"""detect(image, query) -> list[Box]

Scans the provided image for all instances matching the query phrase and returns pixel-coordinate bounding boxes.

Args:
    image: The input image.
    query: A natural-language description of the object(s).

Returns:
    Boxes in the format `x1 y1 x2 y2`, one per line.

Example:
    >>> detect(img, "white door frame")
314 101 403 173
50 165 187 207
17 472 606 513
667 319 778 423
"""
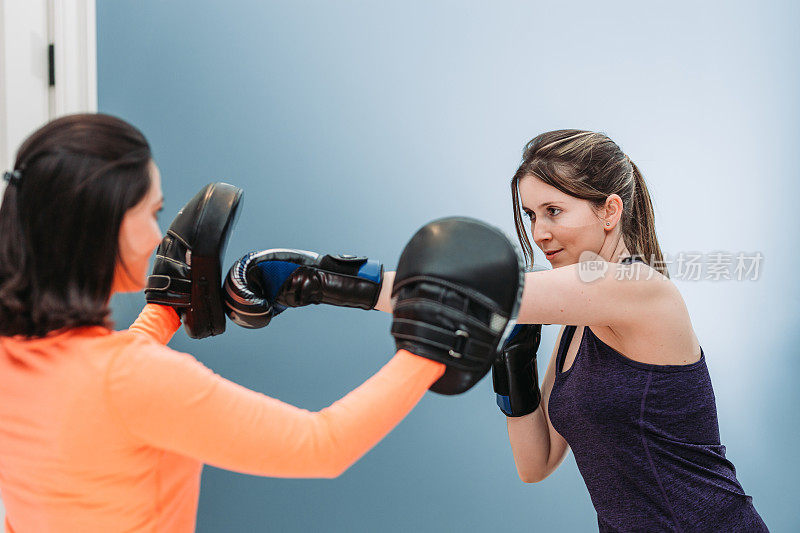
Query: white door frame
50 0 97 119
0 0 97 173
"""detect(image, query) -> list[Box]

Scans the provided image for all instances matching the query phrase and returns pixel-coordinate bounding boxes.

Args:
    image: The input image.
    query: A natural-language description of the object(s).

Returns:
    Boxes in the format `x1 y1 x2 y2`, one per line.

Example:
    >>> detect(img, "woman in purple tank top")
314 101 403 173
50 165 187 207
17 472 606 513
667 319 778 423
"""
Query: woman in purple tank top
491 130 767 532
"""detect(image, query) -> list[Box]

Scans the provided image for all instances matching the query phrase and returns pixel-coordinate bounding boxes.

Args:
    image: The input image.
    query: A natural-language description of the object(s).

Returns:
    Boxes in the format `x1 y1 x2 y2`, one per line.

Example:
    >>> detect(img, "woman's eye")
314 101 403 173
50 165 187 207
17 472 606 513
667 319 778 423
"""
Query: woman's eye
524 208 559 221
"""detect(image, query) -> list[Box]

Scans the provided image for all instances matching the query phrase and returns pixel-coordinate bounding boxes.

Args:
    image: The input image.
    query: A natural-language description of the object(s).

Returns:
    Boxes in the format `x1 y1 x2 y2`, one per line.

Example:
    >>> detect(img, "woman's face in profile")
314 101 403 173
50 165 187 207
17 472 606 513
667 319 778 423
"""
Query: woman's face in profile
518 175 606 267
114 161 164 293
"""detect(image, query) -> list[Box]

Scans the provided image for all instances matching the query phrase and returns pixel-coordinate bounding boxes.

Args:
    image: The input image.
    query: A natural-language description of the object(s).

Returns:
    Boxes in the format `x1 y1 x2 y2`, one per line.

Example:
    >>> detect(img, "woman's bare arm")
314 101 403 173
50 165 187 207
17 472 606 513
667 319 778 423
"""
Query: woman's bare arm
504 326 570 482
375 271 395 313
518 262 675 327
377 263 675 330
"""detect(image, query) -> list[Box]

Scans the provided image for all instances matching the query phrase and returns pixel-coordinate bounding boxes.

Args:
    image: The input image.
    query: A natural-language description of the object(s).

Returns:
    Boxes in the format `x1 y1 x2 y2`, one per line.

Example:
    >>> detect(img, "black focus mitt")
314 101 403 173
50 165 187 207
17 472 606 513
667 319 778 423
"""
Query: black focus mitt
145 182 243 339
390 217 524 395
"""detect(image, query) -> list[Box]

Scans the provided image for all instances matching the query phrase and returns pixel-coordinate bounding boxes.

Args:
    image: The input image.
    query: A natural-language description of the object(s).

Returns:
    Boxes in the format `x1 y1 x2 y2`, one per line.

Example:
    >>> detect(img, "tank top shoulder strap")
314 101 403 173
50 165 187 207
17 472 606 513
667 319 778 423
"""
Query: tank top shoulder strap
555 257 643 374
556 325 578 374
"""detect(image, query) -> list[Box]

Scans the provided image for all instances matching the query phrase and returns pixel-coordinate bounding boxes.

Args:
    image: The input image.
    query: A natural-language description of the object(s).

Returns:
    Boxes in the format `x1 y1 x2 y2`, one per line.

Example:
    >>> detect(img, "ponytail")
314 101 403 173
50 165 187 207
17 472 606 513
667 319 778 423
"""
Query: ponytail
627 161 668 277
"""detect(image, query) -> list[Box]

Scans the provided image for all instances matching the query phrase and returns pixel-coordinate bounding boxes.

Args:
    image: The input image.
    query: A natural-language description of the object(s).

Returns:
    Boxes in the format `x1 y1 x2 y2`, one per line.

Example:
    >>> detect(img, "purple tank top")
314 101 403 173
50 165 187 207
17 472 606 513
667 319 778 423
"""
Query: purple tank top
548 324 768 532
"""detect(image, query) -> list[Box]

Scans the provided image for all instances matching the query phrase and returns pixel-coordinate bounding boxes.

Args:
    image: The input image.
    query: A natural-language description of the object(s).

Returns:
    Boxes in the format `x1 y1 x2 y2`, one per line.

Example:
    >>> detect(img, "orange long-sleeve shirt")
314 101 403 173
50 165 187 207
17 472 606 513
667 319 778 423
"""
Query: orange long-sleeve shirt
0 304 444 532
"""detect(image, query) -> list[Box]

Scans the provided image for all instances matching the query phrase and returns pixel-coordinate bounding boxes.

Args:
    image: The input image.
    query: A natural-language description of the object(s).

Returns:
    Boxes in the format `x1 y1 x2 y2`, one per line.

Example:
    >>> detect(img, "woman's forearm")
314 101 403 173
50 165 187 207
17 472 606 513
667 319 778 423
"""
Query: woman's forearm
107 344 445 479
128 303 181 345
506 406 552 483
374 271 396 313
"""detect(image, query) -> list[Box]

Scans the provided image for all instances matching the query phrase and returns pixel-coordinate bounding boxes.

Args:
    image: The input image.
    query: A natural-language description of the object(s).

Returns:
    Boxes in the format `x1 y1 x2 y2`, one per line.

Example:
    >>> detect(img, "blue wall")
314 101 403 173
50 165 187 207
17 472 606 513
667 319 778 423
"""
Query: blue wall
98 1 799 530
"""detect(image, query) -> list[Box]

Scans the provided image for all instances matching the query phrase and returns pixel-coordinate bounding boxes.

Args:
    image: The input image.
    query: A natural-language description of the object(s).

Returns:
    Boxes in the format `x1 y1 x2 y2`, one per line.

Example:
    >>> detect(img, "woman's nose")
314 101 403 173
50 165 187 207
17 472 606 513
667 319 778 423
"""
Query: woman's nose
532 221 551 244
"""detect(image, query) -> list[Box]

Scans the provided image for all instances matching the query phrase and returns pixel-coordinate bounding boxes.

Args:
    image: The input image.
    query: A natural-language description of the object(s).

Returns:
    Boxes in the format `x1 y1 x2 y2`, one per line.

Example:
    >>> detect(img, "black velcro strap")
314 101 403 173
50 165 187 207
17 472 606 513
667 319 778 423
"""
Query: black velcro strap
391 318 495 368
146 274 191 295
318 254 368 276
392 277 506 331
392 275 505 317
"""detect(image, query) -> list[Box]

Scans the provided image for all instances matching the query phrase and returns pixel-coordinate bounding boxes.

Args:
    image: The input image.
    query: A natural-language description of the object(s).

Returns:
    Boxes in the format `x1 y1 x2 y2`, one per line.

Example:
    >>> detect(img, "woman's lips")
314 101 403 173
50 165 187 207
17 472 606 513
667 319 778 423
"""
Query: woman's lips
544 249 563 259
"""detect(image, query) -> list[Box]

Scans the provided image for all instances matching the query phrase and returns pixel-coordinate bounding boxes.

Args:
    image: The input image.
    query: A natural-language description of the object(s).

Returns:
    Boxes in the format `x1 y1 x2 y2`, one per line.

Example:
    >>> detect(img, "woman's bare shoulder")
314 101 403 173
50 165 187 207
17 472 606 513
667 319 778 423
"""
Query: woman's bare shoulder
596 282 702 366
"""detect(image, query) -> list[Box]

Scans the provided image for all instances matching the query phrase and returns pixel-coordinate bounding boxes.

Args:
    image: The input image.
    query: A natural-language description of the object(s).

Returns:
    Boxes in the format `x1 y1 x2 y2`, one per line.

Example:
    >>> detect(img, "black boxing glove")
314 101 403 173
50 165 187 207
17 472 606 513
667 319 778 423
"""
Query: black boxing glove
223 248 383 329
492 324 542 416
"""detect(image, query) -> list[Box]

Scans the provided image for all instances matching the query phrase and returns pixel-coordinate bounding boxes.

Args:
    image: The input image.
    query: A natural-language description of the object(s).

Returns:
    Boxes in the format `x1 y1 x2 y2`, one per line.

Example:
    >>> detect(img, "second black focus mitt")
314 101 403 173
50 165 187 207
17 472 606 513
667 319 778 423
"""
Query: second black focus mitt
390 216 524 395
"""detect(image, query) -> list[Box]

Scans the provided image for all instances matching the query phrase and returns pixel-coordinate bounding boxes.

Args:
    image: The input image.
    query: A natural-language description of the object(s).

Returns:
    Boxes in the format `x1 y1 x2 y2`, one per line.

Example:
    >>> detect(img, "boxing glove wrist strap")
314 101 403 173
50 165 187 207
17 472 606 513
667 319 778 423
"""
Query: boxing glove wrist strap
493 325 542 417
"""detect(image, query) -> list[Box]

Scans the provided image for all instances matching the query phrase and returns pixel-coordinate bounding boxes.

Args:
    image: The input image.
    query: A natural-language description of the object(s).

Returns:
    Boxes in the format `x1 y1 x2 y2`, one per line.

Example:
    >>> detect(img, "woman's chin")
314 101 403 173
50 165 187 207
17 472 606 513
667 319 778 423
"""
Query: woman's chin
547 256 578 268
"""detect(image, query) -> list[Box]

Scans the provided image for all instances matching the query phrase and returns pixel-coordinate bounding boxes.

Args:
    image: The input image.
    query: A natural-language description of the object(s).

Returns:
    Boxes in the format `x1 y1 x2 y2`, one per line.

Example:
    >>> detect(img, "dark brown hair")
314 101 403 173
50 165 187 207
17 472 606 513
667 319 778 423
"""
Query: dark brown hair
511 130 668 277
0 113 153 337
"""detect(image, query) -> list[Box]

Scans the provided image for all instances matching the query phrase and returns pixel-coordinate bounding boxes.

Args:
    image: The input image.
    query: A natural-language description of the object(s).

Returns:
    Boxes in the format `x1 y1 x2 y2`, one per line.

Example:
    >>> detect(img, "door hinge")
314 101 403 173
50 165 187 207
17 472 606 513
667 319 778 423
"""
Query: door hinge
48 44 55 86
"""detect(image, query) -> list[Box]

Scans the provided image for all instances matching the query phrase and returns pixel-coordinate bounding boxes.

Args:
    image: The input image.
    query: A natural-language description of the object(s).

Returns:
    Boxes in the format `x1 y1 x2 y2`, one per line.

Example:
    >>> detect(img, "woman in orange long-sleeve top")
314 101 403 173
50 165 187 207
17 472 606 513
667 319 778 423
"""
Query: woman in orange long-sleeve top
0 114 445 532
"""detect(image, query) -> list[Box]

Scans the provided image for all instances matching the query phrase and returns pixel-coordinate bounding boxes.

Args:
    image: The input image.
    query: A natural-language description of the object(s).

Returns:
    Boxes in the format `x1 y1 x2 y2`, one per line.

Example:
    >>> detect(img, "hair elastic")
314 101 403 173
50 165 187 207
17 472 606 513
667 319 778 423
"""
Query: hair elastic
2 169 22 186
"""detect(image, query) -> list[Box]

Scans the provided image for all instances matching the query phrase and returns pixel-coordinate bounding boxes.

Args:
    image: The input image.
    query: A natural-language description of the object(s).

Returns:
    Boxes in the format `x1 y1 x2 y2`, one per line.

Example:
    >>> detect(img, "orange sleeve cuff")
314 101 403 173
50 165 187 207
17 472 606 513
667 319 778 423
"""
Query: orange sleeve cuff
127 304 181 345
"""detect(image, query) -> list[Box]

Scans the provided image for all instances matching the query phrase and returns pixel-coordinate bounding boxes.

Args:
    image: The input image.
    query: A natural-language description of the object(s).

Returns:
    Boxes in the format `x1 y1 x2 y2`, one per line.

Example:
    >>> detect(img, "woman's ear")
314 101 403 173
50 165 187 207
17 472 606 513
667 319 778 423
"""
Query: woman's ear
603 194 624 228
